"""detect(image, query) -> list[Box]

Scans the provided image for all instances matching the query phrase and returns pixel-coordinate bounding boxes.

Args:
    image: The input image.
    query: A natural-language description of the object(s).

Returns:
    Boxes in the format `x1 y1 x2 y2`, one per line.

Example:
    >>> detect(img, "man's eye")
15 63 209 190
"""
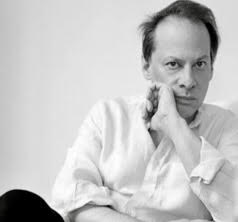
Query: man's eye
195 61 207 69
166 61 179 69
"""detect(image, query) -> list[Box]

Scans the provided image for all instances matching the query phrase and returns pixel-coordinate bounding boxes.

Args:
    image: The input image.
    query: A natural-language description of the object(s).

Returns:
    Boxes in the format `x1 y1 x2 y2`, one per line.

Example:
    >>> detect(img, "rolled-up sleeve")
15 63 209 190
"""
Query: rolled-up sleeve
189 115 238 222
50 101 115 221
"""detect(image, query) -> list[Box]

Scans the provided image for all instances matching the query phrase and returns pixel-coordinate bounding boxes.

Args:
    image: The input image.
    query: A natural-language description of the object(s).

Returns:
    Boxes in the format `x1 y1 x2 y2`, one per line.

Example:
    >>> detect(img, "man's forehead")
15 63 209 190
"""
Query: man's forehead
152 16 211 57
154 15 205 32
154 16 209 40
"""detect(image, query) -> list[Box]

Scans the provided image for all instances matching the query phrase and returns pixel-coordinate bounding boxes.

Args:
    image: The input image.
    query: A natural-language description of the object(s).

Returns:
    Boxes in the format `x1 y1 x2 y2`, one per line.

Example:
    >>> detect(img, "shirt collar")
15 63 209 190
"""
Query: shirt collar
188 105 204 129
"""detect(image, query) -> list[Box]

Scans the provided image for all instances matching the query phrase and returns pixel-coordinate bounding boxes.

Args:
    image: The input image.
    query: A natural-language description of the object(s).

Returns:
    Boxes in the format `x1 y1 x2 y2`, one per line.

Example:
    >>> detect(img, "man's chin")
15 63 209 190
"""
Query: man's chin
177 105 198 124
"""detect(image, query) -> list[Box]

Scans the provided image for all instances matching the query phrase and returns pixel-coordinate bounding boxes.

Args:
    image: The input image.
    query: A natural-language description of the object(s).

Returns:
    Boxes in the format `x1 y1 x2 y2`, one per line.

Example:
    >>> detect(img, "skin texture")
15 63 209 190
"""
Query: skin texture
142 16 213 125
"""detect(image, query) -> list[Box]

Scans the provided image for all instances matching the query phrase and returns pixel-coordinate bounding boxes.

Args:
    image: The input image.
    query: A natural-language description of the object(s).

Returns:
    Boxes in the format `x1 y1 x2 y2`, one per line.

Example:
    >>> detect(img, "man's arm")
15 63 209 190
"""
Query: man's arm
168 115 201 175
69 205 143 222
143 82 238 222
51 101 147 222
143 82 201 174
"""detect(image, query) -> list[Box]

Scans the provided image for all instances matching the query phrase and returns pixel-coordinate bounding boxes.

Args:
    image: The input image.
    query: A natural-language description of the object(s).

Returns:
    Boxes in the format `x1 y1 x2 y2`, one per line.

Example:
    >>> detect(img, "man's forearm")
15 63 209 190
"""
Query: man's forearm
69 205 143 222
169 116 201 175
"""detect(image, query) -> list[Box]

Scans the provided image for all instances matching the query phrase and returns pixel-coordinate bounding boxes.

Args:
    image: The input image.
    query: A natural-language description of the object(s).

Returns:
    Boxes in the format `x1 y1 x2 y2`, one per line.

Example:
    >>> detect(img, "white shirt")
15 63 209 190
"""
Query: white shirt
51 96 238 222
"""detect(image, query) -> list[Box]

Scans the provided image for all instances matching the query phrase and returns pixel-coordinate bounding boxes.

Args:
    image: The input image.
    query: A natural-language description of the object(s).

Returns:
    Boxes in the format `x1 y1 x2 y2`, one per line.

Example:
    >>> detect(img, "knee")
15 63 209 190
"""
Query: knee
0 189 64 222
0 189 47 209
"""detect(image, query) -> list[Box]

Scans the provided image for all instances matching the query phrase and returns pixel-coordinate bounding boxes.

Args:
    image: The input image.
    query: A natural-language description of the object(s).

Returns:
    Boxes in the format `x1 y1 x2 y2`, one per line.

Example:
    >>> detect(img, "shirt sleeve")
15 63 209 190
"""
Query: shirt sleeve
189 114 238 222
50 101 116 221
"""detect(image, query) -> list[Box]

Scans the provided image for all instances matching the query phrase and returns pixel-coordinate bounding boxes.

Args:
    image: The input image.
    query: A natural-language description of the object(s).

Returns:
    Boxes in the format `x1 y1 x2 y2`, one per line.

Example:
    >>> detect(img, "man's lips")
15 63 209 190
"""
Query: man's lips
175 95 196 105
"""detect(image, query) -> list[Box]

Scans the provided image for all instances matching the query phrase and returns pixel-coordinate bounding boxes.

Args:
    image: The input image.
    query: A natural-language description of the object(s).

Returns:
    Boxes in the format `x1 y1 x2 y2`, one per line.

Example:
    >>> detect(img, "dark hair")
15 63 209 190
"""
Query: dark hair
139 0 220 67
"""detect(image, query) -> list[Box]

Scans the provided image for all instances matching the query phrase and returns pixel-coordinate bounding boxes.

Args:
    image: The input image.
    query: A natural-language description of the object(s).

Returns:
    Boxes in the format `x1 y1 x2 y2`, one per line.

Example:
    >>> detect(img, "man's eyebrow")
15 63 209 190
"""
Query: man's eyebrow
197 55 210 60
163 55 210 61
164 56 181 61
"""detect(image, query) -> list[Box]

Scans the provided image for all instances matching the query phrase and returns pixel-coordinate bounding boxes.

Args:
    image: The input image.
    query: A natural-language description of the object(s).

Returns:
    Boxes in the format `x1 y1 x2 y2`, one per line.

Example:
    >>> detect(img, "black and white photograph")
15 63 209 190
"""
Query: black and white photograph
1 0 238 221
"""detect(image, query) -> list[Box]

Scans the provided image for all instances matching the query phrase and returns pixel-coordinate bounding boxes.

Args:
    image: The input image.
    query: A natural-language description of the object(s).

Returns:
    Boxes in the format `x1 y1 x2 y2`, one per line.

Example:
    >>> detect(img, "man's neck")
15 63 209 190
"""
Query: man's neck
185 110 198 125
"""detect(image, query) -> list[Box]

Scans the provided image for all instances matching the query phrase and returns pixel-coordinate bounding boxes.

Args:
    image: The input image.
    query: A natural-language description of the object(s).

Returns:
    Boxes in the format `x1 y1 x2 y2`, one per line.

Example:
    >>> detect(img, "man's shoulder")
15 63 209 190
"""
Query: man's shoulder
202 102 235 114
96 95 144 109
91 95 145 118
201 103 237 124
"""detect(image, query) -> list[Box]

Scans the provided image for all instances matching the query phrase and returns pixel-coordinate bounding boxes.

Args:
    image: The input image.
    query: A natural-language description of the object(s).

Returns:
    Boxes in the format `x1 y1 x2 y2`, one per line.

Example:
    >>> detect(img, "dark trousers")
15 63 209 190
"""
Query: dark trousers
0 189 64 222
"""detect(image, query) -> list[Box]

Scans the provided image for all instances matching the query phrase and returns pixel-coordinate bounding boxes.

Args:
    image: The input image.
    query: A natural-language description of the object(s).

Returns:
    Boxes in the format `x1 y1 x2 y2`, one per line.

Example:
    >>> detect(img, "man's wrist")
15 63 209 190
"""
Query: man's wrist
167 112 185 139
167 113 201 174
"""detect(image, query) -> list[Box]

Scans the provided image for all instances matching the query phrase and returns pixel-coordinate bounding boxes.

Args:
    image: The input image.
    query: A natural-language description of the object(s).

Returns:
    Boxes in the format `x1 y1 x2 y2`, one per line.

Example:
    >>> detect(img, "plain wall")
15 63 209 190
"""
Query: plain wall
1 0 238 202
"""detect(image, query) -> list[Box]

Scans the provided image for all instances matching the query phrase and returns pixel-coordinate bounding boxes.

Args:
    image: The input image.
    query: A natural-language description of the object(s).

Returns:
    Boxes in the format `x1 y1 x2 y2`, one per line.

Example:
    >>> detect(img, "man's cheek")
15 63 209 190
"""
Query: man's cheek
152 67 169 83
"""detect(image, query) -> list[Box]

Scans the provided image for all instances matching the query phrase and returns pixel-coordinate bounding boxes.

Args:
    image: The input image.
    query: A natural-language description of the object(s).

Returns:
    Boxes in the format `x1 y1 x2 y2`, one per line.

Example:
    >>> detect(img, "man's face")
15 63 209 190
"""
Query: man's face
143 16 213 122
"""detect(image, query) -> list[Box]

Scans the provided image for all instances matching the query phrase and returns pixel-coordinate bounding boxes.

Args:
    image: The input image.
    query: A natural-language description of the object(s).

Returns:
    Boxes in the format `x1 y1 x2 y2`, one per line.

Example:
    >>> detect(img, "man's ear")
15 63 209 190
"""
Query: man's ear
141 56 152 80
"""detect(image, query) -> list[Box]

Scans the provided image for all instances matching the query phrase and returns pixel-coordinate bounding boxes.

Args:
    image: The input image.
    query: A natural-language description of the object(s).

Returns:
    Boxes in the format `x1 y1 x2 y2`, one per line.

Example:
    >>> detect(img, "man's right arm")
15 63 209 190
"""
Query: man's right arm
51 101 144 222
69 204 143 222
70 206 213 222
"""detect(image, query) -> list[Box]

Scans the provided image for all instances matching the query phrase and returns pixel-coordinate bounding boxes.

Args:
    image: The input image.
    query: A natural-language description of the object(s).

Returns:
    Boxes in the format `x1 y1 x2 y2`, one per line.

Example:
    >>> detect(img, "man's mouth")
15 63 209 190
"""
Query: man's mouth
175 95 196 105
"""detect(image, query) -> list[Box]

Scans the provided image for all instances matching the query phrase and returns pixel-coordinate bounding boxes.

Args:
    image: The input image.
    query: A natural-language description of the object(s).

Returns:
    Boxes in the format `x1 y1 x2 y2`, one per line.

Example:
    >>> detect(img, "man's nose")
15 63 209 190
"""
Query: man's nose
178 67 196 90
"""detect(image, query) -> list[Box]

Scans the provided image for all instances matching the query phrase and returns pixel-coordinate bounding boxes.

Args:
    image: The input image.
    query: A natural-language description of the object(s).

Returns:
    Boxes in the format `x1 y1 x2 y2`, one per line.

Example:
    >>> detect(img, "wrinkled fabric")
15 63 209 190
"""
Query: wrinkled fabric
50 96 238 222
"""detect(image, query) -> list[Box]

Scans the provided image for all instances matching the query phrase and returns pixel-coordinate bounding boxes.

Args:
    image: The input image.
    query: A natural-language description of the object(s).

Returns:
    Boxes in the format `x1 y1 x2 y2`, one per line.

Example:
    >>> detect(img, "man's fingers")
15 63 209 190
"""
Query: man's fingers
151 82 157 90
143 82 163 121
146 87 153 100
153 98 158 107
146 100 153 112
154 82 170 95
153 89 158 99
142 107 148 120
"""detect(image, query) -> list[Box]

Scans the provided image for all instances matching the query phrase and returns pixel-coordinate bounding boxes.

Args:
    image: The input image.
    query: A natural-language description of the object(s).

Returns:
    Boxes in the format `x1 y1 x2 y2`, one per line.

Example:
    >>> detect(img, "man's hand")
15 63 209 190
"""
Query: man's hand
142 82 202 175
142 82 159 122
142 82 180 137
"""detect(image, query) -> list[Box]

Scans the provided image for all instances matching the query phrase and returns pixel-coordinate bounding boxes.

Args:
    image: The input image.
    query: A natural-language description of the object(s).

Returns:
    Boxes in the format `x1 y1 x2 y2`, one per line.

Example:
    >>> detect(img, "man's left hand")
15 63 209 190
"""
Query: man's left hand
142 82 202 175
142 82 180 138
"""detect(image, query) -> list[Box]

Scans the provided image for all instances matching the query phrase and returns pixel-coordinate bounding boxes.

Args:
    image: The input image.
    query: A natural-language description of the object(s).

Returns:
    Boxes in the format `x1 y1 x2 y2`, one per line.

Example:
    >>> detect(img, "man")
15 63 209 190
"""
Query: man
0 0 237 222
51 0 238 222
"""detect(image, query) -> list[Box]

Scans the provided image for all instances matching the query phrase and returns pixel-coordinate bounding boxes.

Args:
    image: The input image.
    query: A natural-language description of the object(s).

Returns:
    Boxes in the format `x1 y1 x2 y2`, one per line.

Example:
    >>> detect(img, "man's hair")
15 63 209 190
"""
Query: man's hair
139 0 220 66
